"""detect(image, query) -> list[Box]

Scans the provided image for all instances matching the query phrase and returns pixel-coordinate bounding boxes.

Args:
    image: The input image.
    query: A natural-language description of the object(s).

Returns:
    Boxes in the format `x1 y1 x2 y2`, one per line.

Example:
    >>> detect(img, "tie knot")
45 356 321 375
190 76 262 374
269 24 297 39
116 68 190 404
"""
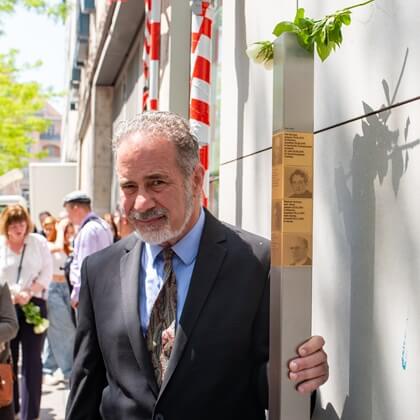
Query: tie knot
162 248 174 265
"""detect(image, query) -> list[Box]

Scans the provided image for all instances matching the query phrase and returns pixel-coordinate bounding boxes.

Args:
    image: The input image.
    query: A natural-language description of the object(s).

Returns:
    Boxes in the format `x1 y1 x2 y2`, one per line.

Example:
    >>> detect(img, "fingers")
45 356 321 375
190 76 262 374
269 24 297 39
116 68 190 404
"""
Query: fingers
288 335 329 394
289 349 327 372
289 359 329 385
297 335 325 357
295 373 329 394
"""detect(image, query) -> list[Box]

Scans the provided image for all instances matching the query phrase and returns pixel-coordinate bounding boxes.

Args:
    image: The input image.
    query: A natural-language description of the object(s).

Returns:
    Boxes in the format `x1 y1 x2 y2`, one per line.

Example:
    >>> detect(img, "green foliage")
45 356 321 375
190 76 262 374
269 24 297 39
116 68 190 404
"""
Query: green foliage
247 0 374 67
0 0 69 22
0 0 66 176
21 301 44 325
273 0 374 61
0 50 50 175
21 300 49 333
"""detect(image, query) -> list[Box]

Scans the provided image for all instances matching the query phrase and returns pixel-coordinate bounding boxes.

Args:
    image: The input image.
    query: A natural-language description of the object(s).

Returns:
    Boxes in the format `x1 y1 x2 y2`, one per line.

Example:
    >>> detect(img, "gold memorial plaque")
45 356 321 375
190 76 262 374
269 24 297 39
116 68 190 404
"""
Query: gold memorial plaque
282 233 312 267
283 199 312 233
283 131 313 166
271 131 313 267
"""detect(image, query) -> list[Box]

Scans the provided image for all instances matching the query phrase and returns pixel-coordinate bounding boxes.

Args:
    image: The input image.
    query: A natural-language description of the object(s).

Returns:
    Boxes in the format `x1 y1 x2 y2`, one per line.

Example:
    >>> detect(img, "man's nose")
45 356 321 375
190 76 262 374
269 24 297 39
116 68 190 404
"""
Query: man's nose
133 191 155 212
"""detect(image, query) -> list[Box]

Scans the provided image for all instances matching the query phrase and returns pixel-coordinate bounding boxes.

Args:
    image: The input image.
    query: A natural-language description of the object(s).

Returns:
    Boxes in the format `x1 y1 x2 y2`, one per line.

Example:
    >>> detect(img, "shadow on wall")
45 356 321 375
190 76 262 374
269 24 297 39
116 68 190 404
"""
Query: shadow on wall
315 48 419 420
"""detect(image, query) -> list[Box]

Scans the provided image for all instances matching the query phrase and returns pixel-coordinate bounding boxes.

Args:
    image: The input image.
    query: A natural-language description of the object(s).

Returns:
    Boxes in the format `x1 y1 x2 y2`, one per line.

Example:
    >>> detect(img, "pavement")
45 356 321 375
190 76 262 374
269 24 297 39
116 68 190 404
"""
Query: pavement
39 378 69 420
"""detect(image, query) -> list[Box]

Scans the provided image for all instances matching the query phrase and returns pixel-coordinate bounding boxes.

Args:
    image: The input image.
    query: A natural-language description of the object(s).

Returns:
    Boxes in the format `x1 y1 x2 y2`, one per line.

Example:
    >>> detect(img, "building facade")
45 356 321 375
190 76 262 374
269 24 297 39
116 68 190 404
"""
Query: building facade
20 102 63 201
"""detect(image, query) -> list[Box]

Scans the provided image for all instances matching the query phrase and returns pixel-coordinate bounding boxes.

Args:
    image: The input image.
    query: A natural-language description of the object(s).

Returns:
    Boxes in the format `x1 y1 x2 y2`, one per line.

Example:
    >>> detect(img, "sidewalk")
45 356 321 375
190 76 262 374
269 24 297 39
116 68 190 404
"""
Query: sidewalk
39 379 69 420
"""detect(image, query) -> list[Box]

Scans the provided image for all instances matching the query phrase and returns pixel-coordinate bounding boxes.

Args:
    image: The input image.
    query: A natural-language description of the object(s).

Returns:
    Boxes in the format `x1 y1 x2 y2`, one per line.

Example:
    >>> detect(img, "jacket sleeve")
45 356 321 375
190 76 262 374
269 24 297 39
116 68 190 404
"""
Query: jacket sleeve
253 241 271 409
0 283 18 345
252 248 270 409
65 257 107 420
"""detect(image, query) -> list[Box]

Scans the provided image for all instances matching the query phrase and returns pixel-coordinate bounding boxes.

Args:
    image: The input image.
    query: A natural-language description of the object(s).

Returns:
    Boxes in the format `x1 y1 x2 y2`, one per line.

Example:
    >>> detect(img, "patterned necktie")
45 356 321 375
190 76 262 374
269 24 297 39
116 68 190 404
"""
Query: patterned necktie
146 248 177 387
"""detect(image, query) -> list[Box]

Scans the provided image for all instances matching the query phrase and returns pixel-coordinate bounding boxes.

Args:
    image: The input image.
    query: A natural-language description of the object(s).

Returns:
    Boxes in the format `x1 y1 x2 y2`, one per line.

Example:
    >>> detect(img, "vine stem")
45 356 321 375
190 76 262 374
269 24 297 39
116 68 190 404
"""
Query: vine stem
316 0 375 21
343 0 375 11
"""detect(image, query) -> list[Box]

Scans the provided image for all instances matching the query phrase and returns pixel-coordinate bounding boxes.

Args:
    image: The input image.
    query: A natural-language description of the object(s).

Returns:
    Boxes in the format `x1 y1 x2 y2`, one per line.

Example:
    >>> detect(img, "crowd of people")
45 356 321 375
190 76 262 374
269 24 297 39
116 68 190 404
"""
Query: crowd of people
0 197 132 420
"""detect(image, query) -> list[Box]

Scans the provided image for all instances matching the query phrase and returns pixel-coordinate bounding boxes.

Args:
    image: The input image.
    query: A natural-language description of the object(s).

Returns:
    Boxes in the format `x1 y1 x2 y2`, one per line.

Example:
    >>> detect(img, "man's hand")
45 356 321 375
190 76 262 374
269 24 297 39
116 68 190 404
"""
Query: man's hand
288 335 329 394
71 297 79 309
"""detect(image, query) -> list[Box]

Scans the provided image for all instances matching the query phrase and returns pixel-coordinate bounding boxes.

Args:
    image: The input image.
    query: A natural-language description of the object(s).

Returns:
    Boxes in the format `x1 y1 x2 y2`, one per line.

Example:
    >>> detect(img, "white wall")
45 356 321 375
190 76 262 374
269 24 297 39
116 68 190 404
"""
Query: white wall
218 1 420 419
29 163 77 229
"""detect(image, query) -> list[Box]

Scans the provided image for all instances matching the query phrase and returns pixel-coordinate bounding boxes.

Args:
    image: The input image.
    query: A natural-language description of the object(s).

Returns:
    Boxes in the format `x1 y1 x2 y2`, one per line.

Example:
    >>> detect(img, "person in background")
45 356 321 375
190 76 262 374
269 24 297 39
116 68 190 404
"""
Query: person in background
0 204 52 420
103 212 120 242
62 221 75 257
0 282 18 420
38 211 52 237
42 216 76 385
113 207 134 239
62 191 113 309
60 219 77 326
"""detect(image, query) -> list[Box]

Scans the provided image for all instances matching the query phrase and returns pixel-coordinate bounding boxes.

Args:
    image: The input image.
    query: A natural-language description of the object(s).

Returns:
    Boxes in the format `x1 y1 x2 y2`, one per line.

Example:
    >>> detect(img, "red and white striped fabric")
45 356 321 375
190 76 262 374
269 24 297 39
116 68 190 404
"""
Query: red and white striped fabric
142 0 161 111
190 0 213 207
142 0 151 110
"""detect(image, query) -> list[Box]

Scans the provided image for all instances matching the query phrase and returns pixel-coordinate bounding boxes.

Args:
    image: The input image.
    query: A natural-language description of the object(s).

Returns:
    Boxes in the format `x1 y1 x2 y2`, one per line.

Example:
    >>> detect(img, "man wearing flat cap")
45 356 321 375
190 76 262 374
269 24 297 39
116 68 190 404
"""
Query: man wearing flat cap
63 191 113 309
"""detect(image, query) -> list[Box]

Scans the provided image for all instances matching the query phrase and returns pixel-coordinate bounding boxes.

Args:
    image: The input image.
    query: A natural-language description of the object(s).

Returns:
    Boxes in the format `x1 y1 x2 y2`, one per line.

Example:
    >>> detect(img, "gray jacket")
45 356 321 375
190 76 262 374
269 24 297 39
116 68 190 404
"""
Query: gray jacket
0 283 18 363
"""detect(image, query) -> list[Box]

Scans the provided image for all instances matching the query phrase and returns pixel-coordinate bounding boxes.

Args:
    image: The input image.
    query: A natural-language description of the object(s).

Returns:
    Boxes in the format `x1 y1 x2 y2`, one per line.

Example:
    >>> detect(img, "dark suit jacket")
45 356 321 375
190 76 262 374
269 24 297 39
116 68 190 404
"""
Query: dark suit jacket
66 210 270 420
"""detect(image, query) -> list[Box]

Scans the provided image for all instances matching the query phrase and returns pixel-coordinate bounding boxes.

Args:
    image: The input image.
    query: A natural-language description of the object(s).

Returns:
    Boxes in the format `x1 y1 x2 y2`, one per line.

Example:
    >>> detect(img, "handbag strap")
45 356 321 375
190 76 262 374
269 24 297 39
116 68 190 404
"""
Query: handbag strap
15 244 26 285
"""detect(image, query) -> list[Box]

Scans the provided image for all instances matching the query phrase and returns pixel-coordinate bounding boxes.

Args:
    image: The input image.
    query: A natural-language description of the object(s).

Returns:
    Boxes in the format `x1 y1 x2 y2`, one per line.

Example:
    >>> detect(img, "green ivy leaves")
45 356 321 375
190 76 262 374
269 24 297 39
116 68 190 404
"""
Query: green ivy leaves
246 0 375 68
273 0 374 61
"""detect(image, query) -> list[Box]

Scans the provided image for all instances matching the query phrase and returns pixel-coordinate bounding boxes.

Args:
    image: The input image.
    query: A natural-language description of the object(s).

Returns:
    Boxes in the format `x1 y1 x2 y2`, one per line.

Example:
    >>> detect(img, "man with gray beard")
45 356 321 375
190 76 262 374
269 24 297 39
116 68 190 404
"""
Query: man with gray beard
66 111 329 420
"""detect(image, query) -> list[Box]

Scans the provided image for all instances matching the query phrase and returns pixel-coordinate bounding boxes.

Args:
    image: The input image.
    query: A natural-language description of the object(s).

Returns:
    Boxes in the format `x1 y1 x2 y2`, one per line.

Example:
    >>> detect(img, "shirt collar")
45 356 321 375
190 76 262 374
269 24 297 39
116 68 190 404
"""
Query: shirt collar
80 211 96 226
145 208 206 265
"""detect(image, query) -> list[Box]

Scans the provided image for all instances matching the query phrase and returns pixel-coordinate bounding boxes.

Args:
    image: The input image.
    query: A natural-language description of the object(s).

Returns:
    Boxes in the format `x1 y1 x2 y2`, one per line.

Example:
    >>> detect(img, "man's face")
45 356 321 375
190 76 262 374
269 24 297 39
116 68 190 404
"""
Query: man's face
116 133 204 246
289 237 308 263
291 174 307 195
64 204 78 225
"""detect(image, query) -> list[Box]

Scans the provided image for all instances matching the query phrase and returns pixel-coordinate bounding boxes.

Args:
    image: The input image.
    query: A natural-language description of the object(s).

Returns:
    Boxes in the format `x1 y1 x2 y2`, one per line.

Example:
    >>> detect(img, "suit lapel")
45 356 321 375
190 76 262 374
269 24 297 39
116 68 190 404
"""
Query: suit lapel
158 211 227 398
120 234 159 397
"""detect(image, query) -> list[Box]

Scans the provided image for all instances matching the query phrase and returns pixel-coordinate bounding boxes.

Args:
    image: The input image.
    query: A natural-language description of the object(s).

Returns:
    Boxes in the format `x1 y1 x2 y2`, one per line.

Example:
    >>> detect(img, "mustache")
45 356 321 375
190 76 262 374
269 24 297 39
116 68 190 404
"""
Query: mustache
128 208 168 221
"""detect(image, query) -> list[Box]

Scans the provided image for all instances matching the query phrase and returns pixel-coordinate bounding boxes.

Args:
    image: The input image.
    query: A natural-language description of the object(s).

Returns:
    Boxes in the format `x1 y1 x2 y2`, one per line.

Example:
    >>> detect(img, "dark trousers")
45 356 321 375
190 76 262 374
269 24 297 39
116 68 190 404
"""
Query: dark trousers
0 403 15 420
10 298 47 420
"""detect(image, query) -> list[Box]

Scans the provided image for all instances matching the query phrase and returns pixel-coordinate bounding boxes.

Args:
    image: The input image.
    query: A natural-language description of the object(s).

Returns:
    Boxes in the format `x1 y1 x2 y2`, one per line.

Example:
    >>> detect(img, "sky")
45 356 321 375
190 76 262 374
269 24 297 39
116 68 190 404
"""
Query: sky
0 6 67 114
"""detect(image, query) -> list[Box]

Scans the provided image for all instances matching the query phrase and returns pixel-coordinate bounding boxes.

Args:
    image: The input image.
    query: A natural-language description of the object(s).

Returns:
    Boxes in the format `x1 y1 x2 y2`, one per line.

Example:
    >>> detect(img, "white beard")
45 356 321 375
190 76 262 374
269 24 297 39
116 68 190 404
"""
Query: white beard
128 183 194 245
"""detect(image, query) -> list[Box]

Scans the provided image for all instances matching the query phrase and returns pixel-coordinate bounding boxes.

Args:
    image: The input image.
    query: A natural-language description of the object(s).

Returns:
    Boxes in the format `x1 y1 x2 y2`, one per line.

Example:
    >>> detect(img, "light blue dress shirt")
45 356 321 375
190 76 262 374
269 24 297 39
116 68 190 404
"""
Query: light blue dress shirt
139 208 205 336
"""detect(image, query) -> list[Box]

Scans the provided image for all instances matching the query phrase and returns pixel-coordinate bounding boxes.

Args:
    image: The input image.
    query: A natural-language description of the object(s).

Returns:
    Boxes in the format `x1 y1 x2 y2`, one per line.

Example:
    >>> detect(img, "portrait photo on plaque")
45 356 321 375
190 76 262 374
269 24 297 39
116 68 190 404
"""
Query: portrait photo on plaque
285 166 313 199
283 233 312 267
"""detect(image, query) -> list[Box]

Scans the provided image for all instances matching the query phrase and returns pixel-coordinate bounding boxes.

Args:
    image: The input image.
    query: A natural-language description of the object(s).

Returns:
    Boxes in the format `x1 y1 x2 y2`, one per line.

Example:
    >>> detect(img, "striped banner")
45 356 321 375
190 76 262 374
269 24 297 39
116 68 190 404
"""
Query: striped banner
142 0 161 111
190 0 213 207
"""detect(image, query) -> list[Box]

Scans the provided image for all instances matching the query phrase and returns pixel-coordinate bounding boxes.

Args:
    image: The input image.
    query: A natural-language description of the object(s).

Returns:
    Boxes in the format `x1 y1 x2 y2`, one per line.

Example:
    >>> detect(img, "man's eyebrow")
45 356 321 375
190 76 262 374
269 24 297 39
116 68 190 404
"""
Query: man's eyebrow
119 179 136 187
144 173 170 180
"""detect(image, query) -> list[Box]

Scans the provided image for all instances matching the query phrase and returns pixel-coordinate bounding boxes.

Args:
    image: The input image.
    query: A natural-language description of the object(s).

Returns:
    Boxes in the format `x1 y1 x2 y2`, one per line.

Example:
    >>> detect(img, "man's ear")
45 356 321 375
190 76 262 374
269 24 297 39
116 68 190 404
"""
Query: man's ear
192 164 205 193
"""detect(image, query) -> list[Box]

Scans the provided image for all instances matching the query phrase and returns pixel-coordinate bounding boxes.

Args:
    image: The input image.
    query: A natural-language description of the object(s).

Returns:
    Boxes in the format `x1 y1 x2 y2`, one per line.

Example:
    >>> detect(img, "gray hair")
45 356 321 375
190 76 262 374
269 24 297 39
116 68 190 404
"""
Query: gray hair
113 111 200 176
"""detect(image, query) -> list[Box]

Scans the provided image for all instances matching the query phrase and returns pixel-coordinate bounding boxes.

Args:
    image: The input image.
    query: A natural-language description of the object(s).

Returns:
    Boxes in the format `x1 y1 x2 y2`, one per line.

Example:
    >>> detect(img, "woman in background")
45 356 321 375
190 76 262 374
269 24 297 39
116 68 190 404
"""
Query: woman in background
103 212 120 242
0 282 18 420
42 216 76 383
0 204 52 420
112 208 134 239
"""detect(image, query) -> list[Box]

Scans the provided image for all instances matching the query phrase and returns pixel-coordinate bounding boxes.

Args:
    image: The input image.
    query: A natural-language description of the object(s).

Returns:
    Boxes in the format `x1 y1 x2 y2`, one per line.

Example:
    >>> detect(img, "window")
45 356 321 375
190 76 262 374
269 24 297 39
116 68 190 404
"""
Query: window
42 145 61 158
40 123 60 140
